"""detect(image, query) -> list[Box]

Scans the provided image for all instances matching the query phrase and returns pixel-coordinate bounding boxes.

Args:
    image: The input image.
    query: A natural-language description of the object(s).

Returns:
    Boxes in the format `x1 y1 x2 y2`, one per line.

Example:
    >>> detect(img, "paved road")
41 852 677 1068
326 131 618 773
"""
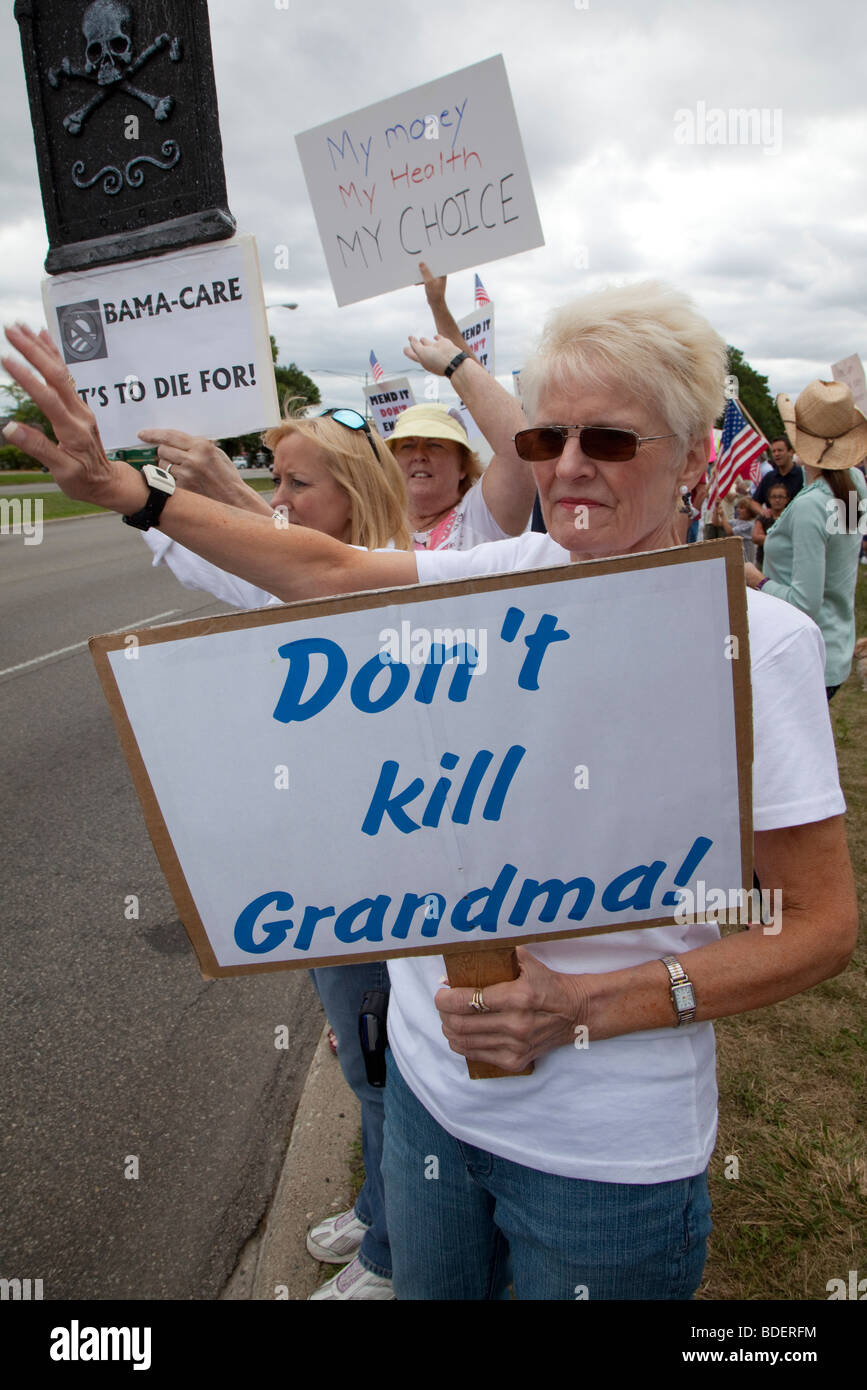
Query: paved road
0 516 321 1299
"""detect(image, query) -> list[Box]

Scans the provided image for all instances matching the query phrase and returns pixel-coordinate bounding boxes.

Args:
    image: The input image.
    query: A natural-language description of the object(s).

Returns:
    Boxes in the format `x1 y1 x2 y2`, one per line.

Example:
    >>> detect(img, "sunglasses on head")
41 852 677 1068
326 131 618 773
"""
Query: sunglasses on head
513 424 677 463
319 407 380 459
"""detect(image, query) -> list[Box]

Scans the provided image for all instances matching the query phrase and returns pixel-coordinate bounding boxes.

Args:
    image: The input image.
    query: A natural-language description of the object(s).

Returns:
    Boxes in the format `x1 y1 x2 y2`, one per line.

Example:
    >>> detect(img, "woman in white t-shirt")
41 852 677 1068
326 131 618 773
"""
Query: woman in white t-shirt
4 292 857 1302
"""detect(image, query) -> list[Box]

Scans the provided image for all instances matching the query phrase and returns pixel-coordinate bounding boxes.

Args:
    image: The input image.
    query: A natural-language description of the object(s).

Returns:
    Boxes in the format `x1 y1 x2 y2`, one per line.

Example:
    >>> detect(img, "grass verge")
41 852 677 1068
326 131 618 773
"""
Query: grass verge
701 565 867 1300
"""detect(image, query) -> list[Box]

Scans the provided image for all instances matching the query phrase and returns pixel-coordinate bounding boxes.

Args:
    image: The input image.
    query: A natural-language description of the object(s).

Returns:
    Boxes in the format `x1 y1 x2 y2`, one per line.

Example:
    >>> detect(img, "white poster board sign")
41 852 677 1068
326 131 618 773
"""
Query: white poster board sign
364 376 416 437
295 55 544 306
831 354 867 414
91 543 751 978
42 235 279 450
458 306 495 374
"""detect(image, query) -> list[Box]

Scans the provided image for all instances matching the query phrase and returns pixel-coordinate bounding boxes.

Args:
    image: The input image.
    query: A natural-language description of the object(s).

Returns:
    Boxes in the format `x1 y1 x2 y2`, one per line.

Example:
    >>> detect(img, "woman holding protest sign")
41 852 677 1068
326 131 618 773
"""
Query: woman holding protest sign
3 283 856 1301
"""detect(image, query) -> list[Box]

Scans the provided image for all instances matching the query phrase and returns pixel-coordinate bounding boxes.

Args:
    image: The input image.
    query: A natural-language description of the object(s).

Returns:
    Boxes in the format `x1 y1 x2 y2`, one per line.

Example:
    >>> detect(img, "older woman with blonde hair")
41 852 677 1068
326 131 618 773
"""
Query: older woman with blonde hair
3 280 856 1301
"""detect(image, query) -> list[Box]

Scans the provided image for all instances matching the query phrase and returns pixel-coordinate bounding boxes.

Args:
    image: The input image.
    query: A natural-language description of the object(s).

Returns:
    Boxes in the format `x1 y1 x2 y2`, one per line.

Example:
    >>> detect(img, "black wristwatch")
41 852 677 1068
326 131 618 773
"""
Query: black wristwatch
122 463 176 531
443 350 470 379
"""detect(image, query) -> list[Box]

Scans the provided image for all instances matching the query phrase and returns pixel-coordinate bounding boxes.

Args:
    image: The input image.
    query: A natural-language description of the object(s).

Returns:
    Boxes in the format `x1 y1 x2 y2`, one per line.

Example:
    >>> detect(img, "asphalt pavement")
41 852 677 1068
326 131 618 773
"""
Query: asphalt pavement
0 514 327 1299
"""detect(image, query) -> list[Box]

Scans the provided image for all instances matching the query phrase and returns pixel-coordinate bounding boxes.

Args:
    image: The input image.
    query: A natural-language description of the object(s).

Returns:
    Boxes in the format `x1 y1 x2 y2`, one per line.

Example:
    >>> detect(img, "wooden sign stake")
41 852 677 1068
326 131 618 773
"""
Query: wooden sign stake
445 946 534 1079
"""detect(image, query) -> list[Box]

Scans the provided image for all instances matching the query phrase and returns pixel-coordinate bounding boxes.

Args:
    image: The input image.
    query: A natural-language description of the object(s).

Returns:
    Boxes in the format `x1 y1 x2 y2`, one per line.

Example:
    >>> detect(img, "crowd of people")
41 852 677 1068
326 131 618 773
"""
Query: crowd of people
1 270 863 1301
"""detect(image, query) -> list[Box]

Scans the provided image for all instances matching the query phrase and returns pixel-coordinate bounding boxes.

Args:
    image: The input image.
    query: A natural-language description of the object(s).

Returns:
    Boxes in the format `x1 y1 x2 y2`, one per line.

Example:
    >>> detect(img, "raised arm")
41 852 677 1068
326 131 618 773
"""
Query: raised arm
404 332 534 535
418 260 464 347
1 324 417 603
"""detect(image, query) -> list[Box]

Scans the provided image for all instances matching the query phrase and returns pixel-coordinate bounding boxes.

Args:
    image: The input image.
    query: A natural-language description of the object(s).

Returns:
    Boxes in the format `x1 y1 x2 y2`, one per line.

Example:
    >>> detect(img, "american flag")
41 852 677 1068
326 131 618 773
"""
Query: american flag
369 350 385 383
474 274 490 307
707 399 767 516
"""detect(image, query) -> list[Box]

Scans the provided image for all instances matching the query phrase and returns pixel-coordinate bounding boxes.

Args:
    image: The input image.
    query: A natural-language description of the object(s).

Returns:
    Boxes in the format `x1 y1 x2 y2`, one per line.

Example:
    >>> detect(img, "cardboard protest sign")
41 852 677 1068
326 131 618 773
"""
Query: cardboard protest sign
295 55 544 306
90 541 751 981
364 376 416 437
42 234 279 450
831 354 867 414
458 306 494 375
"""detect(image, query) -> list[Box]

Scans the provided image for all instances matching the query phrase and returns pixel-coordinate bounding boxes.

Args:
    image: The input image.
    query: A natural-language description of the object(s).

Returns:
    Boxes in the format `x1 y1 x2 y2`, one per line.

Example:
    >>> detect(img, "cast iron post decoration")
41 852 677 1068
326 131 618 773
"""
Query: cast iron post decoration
15 0 236 273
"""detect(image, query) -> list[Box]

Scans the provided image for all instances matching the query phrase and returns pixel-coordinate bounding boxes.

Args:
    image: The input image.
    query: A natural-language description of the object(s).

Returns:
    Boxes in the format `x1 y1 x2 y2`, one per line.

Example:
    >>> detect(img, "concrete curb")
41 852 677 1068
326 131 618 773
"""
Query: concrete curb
251 1024 360 1301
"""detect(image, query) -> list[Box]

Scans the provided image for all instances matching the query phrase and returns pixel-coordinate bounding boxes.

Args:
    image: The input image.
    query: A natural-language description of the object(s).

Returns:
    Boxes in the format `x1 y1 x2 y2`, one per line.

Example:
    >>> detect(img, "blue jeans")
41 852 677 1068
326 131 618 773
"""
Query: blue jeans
382 1050 711 1300
309 962 391 1278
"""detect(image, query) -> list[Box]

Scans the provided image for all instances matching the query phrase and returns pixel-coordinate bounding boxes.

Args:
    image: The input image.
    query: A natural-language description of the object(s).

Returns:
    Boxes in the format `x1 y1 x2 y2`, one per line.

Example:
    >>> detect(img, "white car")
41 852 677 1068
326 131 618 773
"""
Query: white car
231 455 248 471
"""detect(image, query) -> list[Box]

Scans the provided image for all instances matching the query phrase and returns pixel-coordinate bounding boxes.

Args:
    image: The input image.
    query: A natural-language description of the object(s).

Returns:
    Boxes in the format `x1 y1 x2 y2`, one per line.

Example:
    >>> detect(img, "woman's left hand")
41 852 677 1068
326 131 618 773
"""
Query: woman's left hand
434 947 589 1073
404 333 465 376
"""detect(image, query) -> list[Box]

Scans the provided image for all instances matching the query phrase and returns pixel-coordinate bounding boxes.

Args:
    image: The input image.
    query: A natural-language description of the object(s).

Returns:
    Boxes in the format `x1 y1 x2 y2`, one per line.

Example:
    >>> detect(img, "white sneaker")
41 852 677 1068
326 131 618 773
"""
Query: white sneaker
308 1255 395 1300
306 1207 369 1263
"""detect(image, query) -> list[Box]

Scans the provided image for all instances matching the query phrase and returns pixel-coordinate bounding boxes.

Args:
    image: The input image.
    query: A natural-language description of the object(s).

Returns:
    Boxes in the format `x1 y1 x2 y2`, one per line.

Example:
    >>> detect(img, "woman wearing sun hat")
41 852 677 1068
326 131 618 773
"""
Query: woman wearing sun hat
386 394 534 551
744 380 867 698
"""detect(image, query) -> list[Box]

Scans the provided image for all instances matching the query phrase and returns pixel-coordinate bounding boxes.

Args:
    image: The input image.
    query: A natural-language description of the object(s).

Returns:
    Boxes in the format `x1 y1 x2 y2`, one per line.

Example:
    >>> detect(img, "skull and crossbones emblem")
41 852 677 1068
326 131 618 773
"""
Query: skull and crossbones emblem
49 1 182 136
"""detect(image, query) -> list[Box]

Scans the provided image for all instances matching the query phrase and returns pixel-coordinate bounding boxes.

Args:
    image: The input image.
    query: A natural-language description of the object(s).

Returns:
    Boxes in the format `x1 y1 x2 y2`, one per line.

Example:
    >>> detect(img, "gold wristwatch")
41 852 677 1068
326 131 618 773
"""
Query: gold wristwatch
660 955 697 1026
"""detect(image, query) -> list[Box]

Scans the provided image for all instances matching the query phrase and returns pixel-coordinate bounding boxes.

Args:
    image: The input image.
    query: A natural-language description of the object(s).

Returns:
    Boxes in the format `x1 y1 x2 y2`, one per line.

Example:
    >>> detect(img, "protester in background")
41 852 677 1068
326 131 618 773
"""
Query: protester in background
5 286 857 1300
751 480 791 568
745 434 803 516
713 495 757 563
685 475 707 542
745 381 867 700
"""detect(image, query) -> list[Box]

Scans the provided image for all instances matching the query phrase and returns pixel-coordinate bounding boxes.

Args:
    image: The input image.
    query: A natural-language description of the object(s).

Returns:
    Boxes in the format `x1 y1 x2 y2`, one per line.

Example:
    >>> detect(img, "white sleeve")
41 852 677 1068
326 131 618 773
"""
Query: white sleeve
750 597 845 830
139 530 277 610
461 478 512 544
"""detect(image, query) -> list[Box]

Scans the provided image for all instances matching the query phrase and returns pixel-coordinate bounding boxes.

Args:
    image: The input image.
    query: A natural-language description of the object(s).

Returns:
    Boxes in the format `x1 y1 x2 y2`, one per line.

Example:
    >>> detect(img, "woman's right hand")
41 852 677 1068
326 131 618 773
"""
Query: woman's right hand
137 428 250 507
1 324 144 513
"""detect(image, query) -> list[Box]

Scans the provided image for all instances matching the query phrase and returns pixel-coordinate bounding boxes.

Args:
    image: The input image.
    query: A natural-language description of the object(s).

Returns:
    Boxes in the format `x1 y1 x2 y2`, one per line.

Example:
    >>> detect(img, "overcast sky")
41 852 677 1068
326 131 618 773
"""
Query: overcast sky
1 0 865 415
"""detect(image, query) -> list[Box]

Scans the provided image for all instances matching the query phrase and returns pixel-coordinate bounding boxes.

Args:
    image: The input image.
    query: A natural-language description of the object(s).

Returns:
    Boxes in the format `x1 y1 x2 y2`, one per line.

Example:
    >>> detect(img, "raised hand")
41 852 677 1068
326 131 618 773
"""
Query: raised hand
417 259 447 306
404 332 466 376
1 324 143 514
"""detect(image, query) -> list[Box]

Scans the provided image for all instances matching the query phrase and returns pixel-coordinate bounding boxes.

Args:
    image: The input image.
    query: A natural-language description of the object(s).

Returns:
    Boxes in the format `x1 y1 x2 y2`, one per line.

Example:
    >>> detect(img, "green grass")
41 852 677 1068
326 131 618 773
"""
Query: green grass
245 478 275 495
700 564 867 1300
0 470 54 487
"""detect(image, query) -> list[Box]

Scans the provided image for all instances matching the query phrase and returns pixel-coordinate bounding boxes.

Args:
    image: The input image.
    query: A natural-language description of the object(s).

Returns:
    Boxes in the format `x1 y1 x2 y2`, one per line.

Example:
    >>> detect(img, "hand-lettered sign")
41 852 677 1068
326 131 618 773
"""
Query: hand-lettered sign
295 56 544 306
364 376 416 437
42 234 279 450
458 306 494 375
90 543 752 979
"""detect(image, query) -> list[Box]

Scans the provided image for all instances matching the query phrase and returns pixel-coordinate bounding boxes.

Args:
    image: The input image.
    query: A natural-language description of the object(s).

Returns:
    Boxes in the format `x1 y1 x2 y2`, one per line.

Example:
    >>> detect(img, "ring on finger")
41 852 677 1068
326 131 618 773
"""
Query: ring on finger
469 988 491 1014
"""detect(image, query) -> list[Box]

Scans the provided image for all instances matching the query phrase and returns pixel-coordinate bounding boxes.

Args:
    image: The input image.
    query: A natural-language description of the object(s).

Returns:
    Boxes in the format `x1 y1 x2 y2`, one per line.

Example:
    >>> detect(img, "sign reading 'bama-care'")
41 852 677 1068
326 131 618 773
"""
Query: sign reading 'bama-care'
91 544 751 978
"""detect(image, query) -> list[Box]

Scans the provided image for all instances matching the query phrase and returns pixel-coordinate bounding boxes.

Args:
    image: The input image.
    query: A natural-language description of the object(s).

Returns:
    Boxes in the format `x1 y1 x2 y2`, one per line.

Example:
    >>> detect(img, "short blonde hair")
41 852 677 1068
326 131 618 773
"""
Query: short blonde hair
263 415 410 551
520 280 727 448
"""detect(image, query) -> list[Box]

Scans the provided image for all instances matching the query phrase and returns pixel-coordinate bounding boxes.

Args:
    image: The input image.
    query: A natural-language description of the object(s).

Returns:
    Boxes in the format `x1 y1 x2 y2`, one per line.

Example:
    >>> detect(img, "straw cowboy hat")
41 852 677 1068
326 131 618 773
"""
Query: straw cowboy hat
776 380 867 470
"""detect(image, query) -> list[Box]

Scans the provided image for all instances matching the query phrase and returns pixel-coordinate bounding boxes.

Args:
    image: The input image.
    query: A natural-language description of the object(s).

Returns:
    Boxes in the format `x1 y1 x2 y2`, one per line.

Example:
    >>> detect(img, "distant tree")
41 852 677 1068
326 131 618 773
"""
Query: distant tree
219 337 319 459
0 382 54 469
721 347 783 442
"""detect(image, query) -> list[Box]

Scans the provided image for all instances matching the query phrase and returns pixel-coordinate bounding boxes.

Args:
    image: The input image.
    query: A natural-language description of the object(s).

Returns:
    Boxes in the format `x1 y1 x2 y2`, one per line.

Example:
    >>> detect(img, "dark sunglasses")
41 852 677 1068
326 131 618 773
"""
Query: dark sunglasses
319 407 380 459
513 424 677 463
